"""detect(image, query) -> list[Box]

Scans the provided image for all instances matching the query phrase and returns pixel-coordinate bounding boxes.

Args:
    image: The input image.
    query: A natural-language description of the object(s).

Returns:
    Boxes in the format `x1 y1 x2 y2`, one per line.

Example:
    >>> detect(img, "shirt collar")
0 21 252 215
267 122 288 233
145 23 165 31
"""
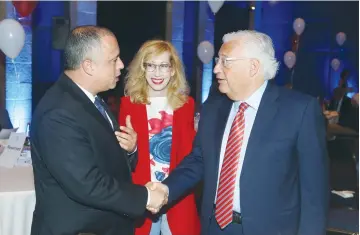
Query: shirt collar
75 83 96 103
234 80 268 111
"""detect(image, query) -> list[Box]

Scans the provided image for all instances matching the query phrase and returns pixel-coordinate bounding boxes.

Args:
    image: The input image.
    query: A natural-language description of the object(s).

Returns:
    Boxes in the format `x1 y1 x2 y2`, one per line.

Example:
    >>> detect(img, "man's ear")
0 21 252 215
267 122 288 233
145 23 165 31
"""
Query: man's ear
250 58 260 77
81 59 94 76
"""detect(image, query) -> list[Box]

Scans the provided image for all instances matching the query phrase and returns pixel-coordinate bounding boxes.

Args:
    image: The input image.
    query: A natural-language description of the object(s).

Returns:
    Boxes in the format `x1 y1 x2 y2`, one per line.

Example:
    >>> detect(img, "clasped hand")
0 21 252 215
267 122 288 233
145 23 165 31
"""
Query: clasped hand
145 182 169 214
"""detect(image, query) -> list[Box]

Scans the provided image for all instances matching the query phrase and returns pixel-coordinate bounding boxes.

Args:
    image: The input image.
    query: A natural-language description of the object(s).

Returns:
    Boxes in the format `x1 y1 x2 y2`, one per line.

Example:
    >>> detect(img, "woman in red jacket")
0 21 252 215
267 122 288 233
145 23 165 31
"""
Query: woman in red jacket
118 40 200 235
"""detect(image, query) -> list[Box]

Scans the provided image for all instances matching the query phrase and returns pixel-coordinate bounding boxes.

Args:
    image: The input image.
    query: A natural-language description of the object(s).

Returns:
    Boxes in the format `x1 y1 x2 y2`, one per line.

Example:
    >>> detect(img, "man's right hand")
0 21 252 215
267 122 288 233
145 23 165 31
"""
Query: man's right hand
145 182 169 214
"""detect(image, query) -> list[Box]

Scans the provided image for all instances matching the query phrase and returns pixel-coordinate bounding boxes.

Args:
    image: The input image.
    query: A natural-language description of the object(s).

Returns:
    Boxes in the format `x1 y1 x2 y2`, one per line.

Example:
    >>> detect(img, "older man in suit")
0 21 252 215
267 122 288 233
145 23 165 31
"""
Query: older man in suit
149 30 329 235
30 26 168 235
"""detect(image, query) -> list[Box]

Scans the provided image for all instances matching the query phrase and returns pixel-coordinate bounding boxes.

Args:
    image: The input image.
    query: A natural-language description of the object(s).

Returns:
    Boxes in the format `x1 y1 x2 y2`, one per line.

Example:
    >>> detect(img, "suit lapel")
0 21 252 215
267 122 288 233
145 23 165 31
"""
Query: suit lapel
214 96 233 166
208 95 233 202
240 83 279 178
58 74 115 134
98 98 120 131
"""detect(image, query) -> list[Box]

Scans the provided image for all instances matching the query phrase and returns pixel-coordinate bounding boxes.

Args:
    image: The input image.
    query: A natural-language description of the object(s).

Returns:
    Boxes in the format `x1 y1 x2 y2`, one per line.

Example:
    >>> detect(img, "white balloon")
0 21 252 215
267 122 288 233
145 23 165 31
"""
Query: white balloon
284 51 296 69
197 41 214 64
208 0 225 15
269 1 278 5
336 32 346 46
293 18 305 36
331 58 340 71
0 19 25 59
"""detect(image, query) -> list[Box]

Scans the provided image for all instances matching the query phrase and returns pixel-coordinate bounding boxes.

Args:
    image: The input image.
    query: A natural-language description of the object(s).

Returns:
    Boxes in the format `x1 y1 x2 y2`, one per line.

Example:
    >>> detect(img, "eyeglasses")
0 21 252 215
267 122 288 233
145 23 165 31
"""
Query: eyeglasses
143 63 172 73
214 57 250 69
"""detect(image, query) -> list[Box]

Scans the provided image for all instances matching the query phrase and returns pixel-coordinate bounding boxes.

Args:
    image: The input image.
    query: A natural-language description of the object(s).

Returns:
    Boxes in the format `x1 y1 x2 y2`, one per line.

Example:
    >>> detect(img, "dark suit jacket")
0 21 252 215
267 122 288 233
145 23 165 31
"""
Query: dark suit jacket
30 73 148 235
0 108 13 129
164 83 329 235
329 95 359 132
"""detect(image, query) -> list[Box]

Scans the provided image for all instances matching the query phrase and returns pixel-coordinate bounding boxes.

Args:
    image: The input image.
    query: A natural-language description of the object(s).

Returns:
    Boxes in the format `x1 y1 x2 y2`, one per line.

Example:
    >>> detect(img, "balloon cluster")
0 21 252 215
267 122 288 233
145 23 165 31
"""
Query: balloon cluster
0 1 37 59
196 1 225 64
331 32 347 71
284 18 305 69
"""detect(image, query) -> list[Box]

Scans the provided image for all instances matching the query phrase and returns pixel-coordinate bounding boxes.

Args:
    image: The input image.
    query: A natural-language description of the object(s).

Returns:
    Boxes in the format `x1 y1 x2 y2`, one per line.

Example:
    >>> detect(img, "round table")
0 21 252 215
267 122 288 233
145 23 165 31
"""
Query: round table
0 166 35 235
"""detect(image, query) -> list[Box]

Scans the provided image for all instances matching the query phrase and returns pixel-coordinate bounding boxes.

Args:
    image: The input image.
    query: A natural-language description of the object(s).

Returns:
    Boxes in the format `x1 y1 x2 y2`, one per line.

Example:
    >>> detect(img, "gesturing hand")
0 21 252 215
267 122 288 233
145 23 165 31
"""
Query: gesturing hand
115 115 137 153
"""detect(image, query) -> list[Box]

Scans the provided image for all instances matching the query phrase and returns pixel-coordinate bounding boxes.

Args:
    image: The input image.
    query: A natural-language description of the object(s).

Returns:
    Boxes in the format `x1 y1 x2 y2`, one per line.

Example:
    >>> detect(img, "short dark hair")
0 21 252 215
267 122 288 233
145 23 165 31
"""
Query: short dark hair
64 25 114 70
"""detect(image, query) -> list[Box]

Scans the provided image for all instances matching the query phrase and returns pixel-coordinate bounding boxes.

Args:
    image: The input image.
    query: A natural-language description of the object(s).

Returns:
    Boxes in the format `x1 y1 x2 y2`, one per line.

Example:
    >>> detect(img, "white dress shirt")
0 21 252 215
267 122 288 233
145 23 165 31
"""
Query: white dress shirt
75 83 114 129
215 81 268 213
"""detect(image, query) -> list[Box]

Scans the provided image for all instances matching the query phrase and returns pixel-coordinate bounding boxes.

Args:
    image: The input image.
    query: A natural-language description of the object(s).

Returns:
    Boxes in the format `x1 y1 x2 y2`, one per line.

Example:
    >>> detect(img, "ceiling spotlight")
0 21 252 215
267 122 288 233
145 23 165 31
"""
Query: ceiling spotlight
251 6 255 10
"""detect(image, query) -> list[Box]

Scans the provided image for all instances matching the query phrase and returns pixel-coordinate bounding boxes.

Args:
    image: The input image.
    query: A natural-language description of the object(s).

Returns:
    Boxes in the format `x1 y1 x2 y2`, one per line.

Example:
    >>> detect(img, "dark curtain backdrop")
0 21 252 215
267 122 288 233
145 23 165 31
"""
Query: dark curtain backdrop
97 1 166 102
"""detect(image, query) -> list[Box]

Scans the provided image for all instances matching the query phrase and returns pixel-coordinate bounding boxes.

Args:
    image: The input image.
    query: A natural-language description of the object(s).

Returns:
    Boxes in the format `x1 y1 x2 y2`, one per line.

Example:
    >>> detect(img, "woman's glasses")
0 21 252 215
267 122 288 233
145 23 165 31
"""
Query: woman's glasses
143 63 172 73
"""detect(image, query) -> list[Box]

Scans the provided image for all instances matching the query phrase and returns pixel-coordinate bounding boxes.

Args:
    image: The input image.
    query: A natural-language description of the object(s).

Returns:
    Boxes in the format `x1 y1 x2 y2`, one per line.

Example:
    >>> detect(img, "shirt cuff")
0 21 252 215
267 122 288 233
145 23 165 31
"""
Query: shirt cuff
127 146 137 155
146 186 150 206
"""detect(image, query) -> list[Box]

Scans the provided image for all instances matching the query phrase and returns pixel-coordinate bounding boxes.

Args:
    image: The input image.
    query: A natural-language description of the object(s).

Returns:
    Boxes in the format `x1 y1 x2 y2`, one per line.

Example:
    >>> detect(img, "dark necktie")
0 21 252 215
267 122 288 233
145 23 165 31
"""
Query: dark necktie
94 96 114 129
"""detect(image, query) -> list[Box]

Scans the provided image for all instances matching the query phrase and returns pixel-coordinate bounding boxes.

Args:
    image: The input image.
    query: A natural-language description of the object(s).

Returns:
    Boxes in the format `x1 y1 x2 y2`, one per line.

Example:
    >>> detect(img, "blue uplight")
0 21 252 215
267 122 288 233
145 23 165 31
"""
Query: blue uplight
201 7 214 103
5 2 32 132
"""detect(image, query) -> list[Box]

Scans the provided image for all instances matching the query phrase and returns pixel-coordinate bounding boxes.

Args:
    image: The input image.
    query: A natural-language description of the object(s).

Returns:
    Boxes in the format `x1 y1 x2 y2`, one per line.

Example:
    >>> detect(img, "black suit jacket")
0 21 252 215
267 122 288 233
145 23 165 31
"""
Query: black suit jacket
30 73 147 235
329 95 359 132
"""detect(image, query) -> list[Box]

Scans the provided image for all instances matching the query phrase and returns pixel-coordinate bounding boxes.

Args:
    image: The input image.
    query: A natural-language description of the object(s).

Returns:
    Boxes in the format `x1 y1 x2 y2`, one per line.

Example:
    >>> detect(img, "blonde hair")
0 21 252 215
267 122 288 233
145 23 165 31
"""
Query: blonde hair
124 40 189 110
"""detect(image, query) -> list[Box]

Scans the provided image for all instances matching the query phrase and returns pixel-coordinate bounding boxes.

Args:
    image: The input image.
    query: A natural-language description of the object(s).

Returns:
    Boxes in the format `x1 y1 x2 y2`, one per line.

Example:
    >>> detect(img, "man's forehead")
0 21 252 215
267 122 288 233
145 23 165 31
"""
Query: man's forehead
101 36 119 57
219 40 243 56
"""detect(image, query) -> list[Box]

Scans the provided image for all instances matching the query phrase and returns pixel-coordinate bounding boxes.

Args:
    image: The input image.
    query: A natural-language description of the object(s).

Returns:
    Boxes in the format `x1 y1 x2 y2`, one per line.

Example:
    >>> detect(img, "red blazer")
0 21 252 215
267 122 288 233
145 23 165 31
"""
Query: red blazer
119 96 200 235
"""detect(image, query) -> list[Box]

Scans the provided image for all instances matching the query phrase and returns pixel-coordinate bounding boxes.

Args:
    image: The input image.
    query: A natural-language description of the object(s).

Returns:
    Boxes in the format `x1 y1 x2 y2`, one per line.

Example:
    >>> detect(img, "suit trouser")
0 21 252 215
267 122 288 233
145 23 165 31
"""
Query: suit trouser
208 214 244 235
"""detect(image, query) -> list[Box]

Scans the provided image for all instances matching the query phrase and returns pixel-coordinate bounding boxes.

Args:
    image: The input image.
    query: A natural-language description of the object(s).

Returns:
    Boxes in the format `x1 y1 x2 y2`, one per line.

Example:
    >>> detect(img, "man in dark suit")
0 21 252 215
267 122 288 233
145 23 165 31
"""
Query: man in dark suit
329 87 359 132
148 30 329 235
30 26 167 235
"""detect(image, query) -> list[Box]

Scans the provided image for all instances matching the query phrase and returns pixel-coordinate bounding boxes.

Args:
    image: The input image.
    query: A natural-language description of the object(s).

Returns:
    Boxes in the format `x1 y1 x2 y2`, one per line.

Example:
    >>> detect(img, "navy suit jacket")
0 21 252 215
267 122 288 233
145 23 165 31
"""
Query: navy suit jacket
163 83 329 235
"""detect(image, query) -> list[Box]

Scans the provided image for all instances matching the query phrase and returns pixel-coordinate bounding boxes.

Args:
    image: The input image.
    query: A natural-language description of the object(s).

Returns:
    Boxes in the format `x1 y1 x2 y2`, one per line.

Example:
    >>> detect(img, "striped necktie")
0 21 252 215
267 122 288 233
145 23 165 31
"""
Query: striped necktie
215 102 249 229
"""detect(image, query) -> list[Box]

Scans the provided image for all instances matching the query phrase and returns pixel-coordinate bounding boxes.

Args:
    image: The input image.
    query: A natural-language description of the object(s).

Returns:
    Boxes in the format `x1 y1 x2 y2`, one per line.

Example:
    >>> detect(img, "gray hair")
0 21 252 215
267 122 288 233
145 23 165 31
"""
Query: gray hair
223 30 279 80
64 26 114 70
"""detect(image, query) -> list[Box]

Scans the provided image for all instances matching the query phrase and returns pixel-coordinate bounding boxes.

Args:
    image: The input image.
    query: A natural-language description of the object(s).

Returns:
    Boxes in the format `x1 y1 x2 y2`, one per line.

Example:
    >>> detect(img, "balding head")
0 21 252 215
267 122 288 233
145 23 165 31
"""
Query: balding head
64 26 115 70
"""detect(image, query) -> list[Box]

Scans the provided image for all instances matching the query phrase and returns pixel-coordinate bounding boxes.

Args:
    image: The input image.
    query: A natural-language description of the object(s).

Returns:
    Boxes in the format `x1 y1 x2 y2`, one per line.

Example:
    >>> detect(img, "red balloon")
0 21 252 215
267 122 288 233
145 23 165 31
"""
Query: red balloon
12 1 38 17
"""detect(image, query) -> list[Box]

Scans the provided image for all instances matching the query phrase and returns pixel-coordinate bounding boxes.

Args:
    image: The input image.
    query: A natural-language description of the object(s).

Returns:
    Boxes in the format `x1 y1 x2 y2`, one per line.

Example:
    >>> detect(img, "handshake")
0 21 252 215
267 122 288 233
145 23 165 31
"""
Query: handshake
145 182 169 214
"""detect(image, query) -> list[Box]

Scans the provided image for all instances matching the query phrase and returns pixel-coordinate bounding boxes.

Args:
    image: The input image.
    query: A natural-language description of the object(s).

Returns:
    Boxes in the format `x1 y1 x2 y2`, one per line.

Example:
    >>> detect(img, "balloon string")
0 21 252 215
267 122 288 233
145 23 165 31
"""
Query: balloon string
12 59 19 80
291 37 301 86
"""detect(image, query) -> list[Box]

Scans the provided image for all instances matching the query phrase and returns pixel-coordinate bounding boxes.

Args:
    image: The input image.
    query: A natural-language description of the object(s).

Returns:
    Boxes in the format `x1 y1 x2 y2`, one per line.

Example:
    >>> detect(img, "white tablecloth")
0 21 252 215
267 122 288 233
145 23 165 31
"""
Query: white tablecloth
0 166 35 235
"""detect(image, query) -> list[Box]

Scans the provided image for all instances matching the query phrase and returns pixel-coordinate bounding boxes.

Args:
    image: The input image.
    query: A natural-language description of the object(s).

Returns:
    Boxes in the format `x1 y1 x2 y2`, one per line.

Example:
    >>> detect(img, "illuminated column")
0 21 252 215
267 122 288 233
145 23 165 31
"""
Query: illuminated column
166 1 185 61
198 1 214 103
5 2 32 132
